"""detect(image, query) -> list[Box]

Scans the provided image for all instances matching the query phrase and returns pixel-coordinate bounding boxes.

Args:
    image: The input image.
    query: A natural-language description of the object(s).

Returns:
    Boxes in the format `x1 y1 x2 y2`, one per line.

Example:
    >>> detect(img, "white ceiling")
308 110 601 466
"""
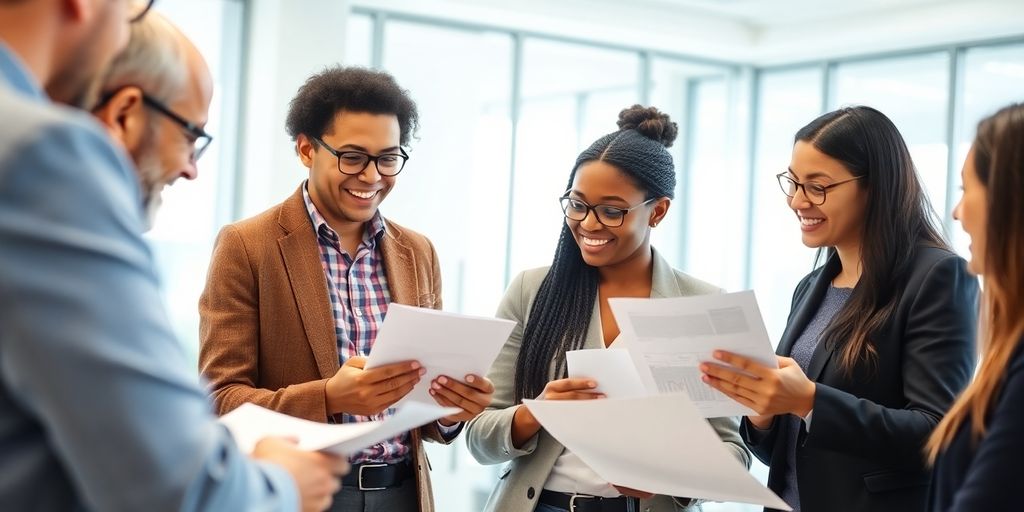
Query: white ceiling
637 0 954 28
355 0 1024 65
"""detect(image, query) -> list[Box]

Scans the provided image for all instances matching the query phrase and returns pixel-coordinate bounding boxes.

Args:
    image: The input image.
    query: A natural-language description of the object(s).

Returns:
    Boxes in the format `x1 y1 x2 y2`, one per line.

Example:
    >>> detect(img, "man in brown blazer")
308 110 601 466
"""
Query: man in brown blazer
199 67 494 512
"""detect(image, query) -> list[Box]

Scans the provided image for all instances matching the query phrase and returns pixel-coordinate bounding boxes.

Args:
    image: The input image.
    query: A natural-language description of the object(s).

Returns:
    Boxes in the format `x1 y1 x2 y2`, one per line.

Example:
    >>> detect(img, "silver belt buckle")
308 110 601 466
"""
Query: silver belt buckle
569 493 595 512
358 463 389 491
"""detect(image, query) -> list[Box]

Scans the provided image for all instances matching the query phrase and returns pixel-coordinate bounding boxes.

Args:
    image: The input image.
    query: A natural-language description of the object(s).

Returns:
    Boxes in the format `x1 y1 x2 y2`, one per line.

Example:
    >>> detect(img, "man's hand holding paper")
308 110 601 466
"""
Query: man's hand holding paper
325 356 425 416
364 304 515 423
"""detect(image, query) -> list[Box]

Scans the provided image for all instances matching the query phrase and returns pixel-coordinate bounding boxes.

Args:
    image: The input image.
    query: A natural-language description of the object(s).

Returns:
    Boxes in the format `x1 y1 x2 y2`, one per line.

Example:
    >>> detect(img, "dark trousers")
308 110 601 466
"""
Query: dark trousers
328 476 417 512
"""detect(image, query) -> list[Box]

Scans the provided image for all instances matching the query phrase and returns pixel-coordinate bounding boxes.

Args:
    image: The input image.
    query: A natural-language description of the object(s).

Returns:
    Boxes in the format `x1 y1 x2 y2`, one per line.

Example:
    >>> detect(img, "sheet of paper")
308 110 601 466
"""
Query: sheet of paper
523 393 790 510
566 348 647 399
365 303 516 406
219 401 460 456
609 290 778 418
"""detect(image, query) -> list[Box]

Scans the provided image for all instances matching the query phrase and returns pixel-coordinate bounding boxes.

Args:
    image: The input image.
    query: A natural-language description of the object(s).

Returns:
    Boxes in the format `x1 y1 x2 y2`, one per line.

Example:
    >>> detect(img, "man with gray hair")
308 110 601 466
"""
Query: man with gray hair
91 10 213 227
1 2 347 511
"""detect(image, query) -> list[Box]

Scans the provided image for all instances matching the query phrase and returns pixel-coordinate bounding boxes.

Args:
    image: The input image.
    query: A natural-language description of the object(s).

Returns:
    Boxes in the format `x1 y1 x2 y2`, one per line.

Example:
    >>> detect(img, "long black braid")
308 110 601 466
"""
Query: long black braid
513 105 680 402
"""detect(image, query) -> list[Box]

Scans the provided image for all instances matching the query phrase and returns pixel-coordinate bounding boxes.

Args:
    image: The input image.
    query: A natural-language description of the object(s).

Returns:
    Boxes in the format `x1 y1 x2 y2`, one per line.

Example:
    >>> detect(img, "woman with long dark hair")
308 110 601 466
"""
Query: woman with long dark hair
927 103 1024 511
700 106 978 512
465 105 750 512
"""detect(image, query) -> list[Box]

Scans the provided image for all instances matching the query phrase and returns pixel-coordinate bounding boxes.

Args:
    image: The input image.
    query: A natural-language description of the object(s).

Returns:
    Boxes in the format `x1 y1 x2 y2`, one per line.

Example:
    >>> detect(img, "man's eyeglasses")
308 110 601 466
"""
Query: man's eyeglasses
776 172 863 206
312 137 409 177
559 195 656 228
94 88 214 162
130 0 157 23
140 95 213 162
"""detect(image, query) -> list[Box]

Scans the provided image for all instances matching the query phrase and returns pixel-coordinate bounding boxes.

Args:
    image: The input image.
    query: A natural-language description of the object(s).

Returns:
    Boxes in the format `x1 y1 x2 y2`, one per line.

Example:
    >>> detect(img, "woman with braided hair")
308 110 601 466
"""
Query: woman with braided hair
465 105 750 512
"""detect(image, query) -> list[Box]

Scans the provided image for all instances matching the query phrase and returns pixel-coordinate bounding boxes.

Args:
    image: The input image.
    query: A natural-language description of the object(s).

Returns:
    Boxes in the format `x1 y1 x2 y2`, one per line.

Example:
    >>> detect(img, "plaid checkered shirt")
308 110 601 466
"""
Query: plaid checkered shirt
302 183 408 464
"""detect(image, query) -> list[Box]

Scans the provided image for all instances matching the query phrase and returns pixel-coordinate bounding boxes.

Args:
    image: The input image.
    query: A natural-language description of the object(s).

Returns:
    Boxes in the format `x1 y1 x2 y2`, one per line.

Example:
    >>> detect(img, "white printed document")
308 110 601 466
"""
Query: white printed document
365 304 516 406
566 348 647 399
609 291 778 418
220 401 460 455
523 393 790 510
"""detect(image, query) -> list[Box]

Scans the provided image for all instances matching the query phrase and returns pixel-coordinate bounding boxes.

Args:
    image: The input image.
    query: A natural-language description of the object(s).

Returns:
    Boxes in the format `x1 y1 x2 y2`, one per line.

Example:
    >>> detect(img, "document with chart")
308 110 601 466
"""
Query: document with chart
609 290 778 418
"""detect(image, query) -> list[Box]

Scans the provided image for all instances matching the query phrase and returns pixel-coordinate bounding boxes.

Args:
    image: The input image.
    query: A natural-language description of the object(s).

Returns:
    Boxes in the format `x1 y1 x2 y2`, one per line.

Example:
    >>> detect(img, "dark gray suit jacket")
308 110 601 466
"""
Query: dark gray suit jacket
742 246 978 512
928 339 1024 511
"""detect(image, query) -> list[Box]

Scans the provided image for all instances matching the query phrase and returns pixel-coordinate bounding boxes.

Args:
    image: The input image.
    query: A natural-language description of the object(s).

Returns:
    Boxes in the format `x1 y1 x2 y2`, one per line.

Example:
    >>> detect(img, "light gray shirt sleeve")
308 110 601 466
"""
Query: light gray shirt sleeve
0 118 297 512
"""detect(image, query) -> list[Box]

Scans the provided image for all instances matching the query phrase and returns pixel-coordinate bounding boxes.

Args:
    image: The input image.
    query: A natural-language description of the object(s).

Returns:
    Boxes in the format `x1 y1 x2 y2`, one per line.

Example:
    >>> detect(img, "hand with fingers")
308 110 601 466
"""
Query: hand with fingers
430 374 495 425
699 351 816 426
324 356 425 416
539 378 606 402
511 378 605 448
252 437 350 512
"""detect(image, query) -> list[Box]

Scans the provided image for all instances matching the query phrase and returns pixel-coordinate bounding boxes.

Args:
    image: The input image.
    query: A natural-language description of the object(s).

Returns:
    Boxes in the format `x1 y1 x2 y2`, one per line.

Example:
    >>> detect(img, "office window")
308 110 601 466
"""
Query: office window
680 76 748 291
651 64 756 511
345 13 374 67
380 21 514 512
509 40 640 275
647 60 737 281
831 52 951 227
738 67 827 510
951 43 1024 257
381 21 513 317
748 68 824 343
149 0 245 362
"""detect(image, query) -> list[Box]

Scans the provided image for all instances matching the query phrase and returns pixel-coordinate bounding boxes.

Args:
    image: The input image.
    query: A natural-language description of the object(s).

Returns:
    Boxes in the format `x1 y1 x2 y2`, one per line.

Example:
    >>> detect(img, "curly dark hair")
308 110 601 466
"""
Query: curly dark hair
285 66 419 146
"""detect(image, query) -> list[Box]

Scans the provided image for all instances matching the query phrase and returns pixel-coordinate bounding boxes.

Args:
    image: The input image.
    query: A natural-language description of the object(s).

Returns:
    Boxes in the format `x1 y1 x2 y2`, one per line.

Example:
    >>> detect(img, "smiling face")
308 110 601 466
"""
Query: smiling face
144 43 212 195
786 140 869 253
953 146 988 276
298 111 401 230
92 30 214 229
565 160 668 270
137 51 213 226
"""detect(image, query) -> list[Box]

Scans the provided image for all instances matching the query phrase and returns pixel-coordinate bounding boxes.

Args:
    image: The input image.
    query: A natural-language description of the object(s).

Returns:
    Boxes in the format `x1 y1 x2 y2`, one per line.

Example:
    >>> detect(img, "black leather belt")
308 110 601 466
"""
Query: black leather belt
539 490 639 512
341 461 412 491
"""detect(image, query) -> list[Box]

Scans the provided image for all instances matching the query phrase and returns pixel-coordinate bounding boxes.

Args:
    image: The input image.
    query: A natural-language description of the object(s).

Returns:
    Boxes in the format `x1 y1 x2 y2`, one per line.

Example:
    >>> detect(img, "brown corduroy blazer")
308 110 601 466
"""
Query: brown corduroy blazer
199 187 448 512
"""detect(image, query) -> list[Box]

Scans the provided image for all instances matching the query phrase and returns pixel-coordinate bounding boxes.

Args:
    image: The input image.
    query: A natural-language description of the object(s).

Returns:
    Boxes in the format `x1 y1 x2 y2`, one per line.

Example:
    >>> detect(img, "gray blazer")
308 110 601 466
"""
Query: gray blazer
465 249 752 512
0 45 296 510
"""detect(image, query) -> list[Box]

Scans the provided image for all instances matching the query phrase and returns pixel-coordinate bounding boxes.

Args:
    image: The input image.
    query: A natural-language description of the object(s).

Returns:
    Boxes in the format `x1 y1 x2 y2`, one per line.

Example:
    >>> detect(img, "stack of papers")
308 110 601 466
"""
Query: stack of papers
524 393 790 510
552 291 789 509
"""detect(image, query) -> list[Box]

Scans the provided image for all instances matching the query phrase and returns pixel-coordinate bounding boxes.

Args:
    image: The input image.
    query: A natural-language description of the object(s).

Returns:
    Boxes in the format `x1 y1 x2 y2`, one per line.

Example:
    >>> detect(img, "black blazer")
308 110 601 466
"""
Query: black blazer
741 246 978 512
929 339 1024 511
